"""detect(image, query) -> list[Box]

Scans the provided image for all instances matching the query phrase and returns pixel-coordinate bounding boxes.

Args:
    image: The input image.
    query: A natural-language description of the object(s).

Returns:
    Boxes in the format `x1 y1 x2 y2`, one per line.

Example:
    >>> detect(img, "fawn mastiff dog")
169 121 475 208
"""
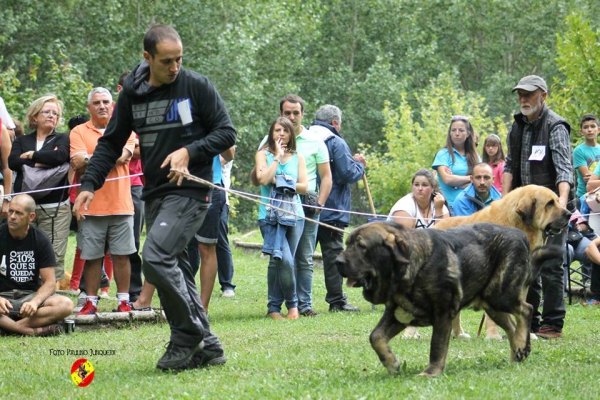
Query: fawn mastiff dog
336 221 561 377
434 185 571 339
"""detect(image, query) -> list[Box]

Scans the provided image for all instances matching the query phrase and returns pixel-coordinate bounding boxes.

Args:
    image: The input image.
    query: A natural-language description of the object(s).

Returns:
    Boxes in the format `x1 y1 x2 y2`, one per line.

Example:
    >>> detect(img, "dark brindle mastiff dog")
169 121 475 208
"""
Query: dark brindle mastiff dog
336 221 560 377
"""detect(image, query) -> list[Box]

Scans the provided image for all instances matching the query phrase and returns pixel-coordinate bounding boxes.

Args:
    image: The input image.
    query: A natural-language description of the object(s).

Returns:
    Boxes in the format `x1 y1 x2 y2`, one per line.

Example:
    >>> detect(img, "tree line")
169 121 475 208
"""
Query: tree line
2 0 599 230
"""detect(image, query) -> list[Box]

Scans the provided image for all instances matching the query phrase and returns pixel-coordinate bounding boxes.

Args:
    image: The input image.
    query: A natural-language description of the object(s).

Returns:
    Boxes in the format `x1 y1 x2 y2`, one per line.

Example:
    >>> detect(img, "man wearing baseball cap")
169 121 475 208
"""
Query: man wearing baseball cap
503 75 573 339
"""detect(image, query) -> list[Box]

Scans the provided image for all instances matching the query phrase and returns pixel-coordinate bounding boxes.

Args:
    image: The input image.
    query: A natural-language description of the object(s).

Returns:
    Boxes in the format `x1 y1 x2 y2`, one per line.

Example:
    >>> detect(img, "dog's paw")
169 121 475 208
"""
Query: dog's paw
512 347 530 362
530 333 538 340
452 332 471 339
418 365 443 378
385 360 401 375
402 332 421 339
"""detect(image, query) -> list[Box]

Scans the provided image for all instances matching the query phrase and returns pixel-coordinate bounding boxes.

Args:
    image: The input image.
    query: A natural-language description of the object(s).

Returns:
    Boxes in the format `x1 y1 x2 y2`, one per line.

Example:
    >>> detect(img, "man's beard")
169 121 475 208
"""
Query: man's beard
521 97 543 117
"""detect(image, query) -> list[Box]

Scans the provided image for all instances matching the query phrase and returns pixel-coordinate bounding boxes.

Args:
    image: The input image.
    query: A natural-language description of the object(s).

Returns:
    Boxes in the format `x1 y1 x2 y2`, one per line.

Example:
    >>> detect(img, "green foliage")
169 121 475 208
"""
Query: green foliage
1 42 92 129
1 233 598 398
2 1 600 230
551 13 600 133
364 73 507 214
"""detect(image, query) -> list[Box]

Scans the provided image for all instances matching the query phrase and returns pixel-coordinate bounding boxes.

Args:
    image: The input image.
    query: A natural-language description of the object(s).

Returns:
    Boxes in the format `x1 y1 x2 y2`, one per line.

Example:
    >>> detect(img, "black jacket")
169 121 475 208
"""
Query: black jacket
8 130 70 204
80 62 237 202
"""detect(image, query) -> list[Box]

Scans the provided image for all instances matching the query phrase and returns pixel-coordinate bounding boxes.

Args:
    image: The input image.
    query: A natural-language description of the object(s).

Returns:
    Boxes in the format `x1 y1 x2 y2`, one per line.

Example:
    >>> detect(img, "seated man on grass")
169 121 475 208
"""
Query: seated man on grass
0 194 73 336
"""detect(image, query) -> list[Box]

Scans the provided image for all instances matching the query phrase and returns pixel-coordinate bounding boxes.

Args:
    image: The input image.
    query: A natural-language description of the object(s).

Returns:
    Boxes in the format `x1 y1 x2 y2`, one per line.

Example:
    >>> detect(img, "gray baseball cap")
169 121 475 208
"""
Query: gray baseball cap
512 75 547 93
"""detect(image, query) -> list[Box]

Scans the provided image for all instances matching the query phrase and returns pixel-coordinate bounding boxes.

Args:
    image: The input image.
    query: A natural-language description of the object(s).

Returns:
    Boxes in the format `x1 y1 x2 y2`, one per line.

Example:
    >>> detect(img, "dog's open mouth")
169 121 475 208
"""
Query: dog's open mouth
544 221 568 237
346 278 368 288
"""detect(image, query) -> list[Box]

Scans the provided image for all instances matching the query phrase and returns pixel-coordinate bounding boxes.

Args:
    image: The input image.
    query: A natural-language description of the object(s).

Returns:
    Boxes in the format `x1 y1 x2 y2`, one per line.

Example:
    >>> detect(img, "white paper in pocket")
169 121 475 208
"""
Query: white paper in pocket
177 99 193 126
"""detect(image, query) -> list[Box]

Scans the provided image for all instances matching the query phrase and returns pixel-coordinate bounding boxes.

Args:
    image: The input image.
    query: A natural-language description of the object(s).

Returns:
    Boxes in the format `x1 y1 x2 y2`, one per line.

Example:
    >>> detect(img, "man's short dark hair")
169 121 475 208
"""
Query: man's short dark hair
118 71 131 87
143 24 181 58
68 115 89 131
580 113 599 129
279 94 304 113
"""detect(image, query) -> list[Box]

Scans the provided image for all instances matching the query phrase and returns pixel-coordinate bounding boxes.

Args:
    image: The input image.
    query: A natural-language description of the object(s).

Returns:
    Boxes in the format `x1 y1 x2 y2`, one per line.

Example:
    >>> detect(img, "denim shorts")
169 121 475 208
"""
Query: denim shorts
195 187 225 244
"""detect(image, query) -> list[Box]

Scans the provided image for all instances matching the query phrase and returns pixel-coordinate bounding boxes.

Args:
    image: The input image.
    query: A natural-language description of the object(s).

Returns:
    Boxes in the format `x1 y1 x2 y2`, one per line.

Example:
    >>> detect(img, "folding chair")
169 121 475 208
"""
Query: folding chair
565 241 592 305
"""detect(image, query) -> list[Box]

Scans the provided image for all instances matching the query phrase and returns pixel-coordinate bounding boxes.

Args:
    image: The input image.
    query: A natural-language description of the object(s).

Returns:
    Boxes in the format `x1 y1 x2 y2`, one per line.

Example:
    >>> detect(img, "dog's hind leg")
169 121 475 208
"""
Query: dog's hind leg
484 313 503 340
509 301 533 362
370 308 405 374
420 317 453 378
485 304 531 362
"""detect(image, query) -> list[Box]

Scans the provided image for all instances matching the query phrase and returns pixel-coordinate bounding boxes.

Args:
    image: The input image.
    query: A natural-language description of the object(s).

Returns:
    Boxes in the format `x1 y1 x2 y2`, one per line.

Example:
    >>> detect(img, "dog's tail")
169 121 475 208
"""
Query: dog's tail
529 245 564 284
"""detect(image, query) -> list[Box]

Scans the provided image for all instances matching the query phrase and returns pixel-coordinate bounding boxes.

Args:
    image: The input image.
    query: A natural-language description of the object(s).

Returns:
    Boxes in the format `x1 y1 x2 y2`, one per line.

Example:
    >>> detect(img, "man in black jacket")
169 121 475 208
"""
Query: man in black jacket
73 25 236 371
503 75 573 339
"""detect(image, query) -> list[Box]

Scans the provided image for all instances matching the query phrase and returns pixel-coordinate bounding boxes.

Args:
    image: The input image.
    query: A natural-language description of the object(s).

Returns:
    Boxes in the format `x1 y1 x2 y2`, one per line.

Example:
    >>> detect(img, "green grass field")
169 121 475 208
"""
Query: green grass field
0 231 598 399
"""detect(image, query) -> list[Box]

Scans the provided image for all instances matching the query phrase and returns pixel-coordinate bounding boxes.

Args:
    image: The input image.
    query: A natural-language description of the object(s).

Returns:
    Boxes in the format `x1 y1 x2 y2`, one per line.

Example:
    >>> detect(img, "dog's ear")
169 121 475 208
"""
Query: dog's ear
516 196 536 226
384 233 410 264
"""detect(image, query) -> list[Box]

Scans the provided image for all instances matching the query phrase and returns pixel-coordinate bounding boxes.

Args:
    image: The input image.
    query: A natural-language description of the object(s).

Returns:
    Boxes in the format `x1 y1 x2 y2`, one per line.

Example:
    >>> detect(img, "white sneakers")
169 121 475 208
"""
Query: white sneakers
221 289 235 298
74 292 87 313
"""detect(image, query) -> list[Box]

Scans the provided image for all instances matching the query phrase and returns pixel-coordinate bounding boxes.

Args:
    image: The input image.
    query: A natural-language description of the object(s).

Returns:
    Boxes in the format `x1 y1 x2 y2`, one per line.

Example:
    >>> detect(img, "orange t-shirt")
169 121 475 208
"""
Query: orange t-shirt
70 120 135 215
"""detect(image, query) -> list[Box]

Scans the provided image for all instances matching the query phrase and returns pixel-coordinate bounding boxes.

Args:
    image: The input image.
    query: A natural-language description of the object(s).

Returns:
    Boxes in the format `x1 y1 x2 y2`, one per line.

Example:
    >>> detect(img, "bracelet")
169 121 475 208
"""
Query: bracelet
274 158 281 163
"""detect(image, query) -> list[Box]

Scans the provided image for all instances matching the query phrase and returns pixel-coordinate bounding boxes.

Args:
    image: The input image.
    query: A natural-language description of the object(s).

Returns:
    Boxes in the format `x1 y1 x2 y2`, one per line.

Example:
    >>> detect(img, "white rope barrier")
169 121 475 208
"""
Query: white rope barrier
3 170 600 225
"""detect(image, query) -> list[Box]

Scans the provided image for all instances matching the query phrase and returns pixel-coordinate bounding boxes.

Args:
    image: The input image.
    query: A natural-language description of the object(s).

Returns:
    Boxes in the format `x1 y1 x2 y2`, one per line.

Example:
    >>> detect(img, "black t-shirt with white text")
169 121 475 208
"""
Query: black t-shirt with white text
0 224 56 291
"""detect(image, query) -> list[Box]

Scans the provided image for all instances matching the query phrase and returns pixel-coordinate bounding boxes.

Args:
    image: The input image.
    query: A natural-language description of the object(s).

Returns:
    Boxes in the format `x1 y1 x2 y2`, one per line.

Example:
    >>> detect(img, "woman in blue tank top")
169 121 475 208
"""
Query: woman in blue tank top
255 117 307 319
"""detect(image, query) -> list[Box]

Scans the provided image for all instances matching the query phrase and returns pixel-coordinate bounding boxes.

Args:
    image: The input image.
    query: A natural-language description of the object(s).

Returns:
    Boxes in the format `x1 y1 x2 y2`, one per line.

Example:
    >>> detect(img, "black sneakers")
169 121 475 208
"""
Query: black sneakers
191 346 227 369
329 303 360 312
157 342 199 371
157 341 226 371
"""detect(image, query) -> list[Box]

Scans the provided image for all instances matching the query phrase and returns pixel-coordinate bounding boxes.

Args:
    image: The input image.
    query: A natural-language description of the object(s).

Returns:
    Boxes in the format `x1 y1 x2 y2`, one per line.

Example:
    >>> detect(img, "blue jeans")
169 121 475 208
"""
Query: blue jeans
260 219 304 313
295 217 319 313
217 204 235 292
129 185 144 301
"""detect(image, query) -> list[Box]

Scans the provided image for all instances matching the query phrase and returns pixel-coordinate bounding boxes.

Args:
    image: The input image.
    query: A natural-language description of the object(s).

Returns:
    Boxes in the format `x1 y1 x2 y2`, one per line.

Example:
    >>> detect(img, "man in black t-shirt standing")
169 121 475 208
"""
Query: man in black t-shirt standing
0 194 73 336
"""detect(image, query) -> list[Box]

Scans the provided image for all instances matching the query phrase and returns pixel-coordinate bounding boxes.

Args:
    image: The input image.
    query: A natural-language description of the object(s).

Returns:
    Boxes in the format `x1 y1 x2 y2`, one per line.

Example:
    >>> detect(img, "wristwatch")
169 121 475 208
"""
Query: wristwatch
3 195 12 202
83 155 90 164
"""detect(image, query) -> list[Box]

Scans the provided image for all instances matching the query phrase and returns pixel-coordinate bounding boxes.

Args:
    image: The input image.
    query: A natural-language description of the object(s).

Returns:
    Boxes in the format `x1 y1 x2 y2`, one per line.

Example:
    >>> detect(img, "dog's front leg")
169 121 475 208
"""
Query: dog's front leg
370 307 405 374
451 313 471 339
420 317 453 378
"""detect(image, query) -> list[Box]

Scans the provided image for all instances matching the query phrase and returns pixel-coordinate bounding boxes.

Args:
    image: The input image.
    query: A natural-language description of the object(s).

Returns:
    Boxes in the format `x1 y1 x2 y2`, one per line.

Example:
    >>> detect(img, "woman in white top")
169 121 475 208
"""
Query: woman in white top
388 168 450 228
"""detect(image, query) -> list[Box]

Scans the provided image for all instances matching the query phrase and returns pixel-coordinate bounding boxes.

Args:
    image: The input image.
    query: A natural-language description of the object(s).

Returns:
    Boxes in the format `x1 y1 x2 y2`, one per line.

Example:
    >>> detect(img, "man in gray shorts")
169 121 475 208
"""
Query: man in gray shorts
0 195 73 336
70 87 137 315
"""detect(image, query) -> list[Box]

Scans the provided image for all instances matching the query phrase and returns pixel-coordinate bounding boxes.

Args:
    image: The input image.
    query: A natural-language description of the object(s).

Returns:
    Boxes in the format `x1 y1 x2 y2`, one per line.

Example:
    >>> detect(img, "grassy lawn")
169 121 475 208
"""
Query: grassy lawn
1 231 598 399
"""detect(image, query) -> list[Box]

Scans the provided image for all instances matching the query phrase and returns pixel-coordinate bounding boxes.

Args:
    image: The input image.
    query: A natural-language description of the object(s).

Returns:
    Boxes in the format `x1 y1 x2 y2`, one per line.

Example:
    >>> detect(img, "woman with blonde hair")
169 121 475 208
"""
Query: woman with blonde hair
9 94 71 282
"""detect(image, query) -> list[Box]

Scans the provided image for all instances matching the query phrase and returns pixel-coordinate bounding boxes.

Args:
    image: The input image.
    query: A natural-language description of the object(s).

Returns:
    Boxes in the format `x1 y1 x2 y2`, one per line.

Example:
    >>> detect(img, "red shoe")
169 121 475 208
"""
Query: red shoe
76 300 98 316
115 300 132 313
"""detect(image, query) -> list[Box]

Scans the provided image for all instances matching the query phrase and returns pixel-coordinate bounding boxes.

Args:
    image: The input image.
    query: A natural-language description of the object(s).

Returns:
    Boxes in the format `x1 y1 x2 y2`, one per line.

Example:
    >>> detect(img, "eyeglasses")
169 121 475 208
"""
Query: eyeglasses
39 110 59 117
452 115 469 121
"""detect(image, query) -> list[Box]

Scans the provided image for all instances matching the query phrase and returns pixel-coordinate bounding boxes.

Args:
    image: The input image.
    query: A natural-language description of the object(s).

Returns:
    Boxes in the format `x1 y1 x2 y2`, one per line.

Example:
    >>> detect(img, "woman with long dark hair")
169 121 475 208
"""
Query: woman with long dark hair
431 115 480 212
255 117 307 319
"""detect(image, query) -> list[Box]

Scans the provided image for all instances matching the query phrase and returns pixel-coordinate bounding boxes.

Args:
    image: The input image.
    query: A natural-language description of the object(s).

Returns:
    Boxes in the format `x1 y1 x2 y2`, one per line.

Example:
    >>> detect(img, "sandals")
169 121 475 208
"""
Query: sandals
267 312 285 320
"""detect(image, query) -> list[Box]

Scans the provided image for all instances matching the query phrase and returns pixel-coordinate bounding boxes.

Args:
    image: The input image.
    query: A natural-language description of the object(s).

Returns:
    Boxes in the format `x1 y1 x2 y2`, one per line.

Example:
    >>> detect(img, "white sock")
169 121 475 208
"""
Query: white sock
87 296 99 307
117 293 130 303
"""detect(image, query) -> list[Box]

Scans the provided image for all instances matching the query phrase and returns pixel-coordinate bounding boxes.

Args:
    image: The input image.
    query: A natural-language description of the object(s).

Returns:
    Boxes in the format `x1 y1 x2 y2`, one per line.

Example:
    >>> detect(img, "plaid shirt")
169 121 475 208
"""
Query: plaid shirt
505 114 573 187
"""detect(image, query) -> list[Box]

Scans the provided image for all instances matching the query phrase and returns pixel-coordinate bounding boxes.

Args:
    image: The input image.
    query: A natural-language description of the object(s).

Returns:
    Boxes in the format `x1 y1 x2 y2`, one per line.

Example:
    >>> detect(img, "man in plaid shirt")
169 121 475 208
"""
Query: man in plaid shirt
503 75 573 339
